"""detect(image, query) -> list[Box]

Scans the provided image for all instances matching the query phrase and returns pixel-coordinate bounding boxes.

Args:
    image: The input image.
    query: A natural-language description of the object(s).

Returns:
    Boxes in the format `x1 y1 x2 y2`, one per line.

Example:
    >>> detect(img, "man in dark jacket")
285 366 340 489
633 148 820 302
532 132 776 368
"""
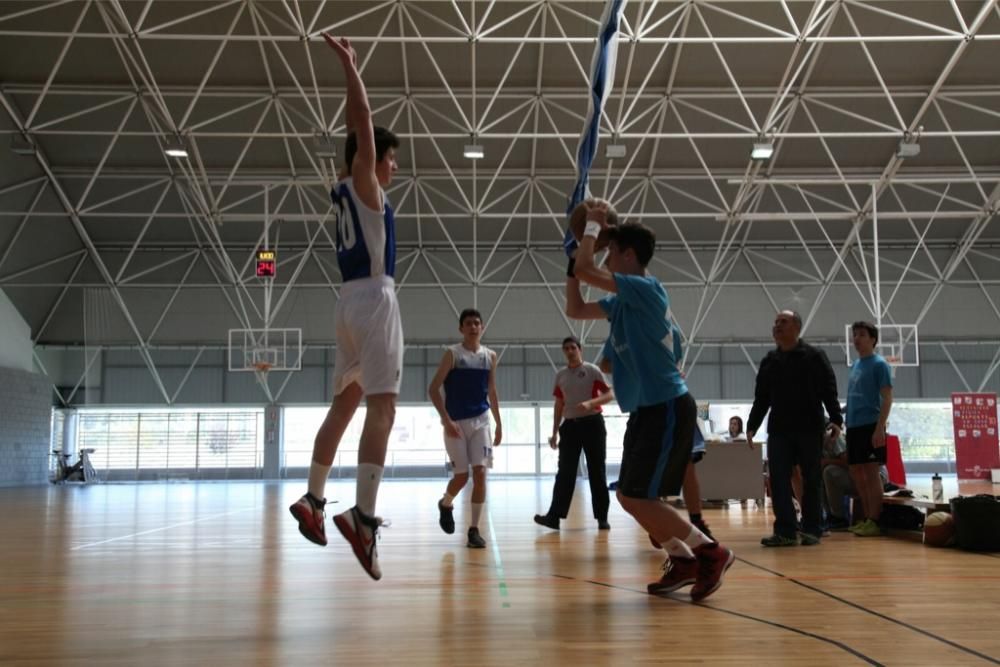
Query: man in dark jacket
747 310 843 546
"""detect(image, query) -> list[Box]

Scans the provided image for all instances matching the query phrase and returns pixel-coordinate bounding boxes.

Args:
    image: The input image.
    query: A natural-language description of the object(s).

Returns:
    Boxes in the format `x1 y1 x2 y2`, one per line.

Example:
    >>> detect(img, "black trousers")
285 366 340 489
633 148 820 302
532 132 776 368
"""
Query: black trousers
548 415 609 522
768 430 823 538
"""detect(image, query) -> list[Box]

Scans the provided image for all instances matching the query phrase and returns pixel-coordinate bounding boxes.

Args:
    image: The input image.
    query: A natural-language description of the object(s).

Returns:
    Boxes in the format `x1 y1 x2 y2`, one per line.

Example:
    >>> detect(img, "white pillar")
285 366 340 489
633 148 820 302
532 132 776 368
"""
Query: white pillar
61 409 78 463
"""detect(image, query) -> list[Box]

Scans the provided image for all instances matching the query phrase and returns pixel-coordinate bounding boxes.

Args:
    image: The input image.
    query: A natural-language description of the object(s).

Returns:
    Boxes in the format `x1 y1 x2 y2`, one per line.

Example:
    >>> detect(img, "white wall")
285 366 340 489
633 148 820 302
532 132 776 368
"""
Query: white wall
0 289 33 372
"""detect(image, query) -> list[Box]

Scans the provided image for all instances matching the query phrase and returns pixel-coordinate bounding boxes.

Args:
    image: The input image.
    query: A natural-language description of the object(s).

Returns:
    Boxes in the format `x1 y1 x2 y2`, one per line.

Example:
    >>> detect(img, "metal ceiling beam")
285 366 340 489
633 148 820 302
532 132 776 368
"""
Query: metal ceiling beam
2 0 998 392
0 90 174 404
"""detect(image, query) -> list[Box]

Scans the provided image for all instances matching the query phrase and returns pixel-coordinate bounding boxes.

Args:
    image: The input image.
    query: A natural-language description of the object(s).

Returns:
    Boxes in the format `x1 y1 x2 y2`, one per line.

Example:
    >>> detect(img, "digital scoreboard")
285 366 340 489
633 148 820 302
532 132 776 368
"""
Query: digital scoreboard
256 250 276 278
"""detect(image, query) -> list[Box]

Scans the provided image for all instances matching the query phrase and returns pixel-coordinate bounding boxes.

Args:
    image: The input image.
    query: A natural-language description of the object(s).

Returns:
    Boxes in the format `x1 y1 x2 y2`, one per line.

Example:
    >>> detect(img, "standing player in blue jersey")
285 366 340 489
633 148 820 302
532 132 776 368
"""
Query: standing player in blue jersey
567 200 734 601
845 321 894 537
289 34 401 581
428 309 502 548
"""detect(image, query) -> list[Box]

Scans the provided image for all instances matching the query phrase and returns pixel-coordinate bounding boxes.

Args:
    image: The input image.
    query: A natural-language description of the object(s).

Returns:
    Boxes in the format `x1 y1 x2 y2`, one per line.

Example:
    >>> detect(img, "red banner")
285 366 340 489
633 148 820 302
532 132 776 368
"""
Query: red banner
952 393 1000 480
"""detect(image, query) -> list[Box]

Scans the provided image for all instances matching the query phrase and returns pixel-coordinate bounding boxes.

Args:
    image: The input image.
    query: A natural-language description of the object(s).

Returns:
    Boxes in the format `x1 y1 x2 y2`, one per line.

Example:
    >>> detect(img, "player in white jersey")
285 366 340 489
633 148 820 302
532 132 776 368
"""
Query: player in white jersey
289 34 401 581
428 309 502 548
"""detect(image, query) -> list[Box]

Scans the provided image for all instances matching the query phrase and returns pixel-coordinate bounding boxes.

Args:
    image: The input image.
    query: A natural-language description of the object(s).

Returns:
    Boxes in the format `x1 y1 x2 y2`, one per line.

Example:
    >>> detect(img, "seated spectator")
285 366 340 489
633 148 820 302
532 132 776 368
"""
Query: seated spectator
725 416 745 441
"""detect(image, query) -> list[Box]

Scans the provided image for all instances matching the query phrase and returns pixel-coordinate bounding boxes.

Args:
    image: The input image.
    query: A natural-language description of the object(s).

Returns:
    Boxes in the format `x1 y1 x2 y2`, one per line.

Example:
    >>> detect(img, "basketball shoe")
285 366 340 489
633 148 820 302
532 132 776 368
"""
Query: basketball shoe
438 499 455 534
690 542 735 602
333 506 382 580
647 557 698 595
289 492 327 546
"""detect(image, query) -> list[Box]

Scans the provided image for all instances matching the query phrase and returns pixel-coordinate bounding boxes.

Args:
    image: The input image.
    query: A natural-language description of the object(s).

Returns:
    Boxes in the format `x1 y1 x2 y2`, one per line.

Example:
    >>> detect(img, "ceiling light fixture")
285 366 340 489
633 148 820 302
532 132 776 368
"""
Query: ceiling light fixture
896 139 920 158
10 132 35 156
750 141 774 161
312 132 337 158
605 143 627 159
163 134 188 158
463 143 484 159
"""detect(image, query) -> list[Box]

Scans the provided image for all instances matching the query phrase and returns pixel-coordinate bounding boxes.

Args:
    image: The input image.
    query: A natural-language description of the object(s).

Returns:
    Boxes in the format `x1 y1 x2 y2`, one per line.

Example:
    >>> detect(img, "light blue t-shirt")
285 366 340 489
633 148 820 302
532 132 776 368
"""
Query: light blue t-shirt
598 274 687 413
846 354 893 428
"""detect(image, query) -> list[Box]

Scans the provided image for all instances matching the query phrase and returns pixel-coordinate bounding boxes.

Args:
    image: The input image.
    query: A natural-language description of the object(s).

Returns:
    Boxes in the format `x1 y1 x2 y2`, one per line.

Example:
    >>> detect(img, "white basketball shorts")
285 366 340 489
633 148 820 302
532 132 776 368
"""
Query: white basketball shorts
332 276 404 396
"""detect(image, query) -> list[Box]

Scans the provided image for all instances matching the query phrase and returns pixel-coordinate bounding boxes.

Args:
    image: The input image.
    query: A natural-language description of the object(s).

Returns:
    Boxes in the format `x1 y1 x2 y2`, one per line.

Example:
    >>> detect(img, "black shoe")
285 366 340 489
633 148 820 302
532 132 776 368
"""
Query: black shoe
598 520 611 530
438 500 455 535
760 533 798 547
692 517 714 541
467 526 486 548
534 513 559 530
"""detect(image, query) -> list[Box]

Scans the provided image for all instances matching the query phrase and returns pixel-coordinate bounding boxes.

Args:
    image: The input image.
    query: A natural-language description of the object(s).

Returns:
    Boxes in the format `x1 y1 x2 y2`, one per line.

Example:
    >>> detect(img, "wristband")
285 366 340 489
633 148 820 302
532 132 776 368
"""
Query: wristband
583 221 601 239
566 257 576 278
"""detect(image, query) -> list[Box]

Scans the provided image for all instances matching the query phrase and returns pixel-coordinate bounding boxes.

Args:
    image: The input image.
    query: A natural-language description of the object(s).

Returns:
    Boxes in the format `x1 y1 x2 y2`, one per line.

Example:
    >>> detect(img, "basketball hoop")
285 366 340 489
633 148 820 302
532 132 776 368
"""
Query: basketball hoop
844 323 919 368
228 328 302 373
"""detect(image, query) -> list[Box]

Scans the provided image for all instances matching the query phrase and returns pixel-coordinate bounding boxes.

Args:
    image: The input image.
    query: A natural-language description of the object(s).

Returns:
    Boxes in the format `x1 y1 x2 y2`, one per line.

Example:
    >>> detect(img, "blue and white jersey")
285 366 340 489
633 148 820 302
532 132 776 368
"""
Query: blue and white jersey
443 344 493 421
331 177 396 282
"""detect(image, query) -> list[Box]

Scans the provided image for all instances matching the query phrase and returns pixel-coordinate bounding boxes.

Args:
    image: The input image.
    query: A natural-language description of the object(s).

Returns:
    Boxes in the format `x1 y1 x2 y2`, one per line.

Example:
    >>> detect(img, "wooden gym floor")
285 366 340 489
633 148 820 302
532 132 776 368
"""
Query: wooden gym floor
1 478 998 666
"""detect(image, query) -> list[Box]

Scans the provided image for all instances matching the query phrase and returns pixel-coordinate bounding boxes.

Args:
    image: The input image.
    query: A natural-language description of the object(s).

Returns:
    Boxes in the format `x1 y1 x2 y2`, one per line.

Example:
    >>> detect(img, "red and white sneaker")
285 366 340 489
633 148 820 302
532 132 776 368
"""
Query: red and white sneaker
333 506 382 581
647 557 698 595
289 493 327 546
690 543 735 602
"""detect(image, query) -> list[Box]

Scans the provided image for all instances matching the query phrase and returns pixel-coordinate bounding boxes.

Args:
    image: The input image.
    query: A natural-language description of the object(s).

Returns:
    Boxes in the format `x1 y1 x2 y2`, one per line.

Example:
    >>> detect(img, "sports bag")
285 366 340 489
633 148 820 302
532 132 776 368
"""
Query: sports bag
949 495 1000 551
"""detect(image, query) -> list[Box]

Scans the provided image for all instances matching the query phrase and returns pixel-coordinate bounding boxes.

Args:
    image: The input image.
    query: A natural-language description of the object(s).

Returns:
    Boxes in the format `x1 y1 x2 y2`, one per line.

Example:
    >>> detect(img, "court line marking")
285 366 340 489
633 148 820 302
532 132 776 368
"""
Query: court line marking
70 506 261 551
737 556 1000 665
486 511 511 608
568 576 882 666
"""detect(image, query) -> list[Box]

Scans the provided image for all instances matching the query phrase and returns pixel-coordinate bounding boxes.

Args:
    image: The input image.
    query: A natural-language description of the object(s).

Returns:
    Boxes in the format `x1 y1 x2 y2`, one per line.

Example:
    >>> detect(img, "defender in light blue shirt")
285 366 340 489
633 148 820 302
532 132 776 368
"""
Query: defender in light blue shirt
289 34 402 581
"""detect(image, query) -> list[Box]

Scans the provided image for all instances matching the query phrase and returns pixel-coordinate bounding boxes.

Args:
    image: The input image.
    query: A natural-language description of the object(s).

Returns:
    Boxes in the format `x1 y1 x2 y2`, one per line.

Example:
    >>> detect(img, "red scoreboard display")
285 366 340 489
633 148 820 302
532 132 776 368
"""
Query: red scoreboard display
256 250 276 278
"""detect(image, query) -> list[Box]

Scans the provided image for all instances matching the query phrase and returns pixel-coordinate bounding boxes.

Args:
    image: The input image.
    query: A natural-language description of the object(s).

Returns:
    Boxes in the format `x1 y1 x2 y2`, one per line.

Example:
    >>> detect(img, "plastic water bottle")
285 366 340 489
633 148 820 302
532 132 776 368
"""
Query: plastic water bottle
931 473 944 503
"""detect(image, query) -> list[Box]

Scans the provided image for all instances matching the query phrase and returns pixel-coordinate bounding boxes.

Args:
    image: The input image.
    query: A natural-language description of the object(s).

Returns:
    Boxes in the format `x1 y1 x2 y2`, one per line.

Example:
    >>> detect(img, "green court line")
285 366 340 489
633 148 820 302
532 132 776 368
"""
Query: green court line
486 511 511 608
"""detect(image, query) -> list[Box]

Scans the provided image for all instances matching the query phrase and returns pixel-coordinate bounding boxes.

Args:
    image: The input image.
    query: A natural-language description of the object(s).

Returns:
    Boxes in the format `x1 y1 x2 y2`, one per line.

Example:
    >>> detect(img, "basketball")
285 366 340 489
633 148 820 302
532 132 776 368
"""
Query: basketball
923 512 956 547
569 198 618 250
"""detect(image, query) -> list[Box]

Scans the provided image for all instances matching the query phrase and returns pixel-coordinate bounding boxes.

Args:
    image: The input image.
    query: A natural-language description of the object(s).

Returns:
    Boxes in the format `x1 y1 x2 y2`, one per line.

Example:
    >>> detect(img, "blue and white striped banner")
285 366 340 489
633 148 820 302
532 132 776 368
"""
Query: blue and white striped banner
563 0 629 257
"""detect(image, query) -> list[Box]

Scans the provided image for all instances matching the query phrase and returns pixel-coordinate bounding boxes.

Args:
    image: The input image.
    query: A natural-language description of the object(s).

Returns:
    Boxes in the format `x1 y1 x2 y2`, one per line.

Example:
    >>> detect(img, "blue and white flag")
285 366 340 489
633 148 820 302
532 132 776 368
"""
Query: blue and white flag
563 0 629 257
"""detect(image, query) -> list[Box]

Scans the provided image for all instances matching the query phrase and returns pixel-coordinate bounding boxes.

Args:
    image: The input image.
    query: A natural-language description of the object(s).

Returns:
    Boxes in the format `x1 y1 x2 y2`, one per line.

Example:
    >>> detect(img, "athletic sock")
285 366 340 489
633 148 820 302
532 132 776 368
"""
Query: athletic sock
471 502 484 528
308 461 332 501
356 463 384 516
441 492 456 508
683 525 715 550
664 538 695 559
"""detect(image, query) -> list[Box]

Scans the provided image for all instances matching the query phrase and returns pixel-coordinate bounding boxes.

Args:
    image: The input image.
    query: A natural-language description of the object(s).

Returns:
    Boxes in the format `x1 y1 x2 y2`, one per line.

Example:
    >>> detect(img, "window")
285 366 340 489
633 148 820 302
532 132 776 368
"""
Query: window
283 405 545 475
888 402 955 462
76 408 264 479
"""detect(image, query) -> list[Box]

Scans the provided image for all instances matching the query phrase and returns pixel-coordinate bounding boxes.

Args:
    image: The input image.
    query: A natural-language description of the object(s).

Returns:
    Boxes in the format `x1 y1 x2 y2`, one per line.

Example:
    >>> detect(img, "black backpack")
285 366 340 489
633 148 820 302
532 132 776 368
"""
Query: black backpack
950 495 1000 552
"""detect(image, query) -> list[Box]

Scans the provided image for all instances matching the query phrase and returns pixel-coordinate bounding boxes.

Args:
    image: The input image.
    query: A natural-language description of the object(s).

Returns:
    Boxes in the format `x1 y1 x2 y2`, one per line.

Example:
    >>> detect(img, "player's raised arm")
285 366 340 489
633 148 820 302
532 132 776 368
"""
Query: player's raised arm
323 34 379 211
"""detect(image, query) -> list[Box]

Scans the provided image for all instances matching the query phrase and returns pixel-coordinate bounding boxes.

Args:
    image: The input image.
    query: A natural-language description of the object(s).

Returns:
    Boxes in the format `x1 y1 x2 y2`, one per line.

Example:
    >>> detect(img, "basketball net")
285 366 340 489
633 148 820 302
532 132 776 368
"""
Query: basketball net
885 354 901 379
253 361 273 386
